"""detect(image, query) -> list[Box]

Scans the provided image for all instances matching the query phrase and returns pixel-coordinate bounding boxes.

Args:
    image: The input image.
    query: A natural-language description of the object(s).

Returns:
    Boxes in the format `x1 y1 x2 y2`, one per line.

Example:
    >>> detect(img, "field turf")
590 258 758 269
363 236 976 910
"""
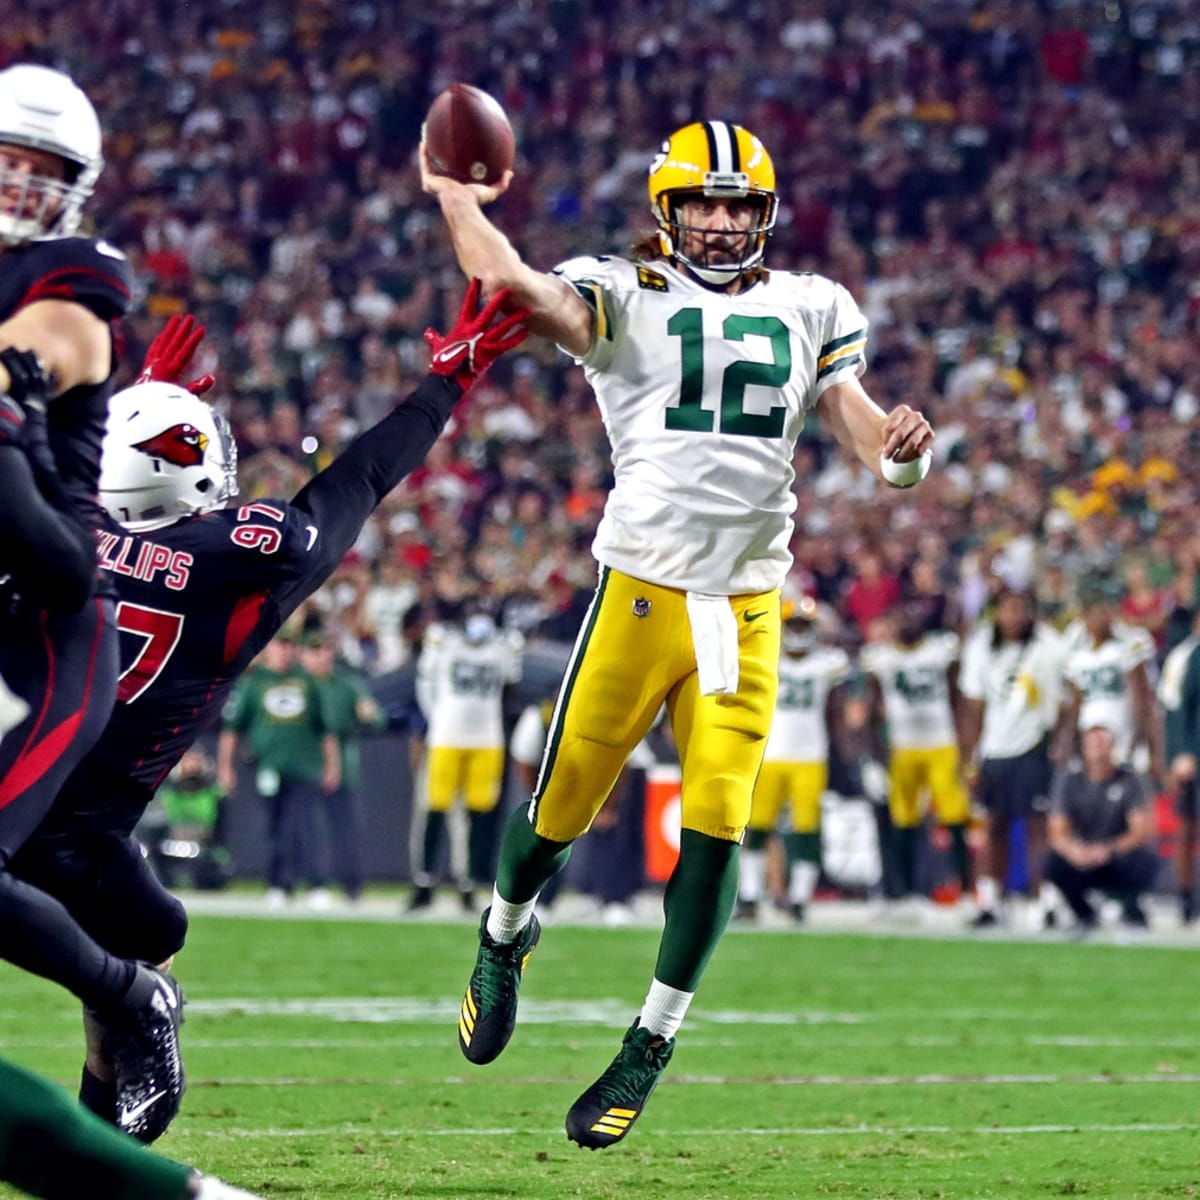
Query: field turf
1 908 1198 1199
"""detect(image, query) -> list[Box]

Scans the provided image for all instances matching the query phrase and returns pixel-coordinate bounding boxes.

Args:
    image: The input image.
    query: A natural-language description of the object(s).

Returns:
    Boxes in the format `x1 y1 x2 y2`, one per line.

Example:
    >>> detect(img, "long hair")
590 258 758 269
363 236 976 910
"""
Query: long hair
630 232 665 262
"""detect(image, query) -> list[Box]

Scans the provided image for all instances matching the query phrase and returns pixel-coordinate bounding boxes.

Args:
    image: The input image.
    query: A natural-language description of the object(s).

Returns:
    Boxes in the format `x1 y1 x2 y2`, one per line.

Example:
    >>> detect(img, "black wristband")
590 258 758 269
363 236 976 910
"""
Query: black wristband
0 347 52 404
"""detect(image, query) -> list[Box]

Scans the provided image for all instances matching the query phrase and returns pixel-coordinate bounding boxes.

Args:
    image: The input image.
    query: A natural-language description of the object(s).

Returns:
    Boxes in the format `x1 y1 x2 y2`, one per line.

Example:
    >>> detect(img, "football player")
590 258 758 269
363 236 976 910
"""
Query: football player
0 63 193 1145
10 281 527 1142
860 604 971 905
1054 576 1163 779
411 599 523 910
422 119 935 1147
736 596 849 922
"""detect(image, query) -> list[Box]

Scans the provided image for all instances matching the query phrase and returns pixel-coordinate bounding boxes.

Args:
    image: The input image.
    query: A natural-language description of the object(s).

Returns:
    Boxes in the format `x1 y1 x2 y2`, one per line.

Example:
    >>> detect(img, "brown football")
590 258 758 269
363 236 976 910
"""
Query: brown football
423 83 514 186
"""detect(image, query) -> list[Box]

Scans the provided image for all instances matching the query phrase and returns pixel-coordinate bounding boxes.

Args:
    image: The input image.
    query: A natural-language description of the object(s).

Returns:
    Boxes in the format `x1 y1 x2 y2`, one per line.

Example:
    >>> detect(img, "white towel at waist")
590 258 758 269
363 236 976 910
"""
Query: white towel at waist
685 592 740 696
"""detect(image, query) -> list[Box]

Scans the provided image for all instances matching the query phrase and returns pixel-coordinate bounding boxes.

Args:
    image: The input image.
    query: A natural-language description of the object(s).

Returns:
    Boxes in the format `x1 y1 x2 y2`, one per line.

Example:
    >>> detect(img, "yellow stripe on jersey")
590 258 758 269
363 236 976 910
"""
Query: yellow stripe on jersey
816 327 867 379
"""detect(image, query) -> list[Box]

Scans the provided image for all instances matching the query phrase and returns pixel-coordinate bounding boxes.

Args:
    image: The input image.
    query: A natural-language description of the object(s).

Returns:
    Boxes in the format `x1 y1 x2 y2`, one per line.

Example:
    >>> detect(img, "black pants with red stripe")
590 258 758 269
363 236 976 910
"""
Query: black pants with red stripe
0 597 140 1009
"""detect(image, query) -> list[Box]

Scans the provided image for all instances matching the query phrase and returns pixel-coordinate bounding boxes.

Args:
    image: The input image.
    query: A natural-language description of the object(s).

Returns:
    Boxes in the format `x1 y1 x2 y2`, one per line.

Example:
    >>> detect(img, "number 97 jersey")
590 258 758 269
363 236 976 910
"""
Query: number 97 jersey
552 255 868 597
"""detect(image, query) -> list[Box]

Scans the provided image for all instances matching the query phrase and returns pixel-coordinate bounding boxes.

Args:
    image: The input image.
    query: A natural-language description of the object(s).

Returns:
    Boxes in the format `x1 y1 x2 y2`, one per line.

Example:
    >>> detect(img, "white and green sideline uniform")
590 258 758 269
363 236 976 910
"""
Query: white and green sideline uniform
552 255 869 595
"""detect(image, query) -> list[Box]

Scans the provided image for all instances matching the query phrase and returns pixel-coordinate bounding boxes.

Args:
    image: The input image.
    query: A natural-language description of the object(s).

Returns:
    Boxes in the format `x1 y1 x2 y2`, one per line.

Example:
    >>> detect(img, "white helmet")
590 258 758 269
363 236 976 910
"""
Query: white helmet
0 64 102 245
100 382 238 532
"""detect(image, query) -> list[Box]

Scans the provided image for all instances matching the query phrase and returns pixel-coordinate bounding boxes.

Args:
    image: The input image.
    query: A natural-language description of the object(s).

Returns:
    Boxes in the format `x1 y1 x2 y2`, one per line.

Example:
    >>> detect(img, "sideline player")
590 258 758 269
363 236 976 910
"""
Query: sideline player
423 118 934 1147
0 63 189 1141
11 283 527 1142
860 605 971 904
736 596 849 921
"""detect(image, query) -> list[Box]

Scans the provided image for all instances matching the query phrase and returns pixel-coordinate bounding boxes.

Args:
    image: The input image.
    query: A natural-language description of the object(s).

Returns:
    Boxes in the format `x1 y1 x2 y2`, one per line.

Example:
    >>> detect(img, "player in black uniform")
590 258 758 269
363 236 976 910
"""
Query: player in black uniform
0 63 189 1144
11 278 527 1142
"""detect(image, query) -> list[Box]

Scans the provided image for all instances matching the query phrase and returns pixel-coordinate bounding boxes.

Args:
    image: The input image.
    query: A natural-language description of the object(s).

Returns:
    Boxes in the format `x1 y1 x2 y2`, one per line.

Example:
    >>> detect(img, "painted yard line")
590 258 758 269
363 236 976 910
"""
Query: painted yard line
9 1033 1200 1051
182 1071 1200 1087
191 1121 1200 1139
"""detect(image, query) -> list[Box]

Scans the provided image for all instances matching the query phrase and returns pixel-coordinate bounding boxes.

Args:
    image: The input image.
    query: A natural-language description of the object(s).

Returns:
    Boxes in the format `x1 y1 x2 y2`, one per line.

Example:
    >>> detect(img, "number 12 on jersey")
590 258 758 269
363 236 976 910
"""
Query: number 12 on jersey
665 308 791 438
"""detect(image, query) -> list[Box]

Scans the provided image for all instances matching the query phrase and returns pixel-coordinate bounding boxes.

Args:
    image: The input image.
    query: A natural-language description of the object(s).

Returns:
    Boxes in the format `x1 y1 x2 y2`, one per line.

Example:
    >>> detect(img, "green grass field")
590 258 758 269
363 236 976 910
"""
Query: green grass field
2 909 1199 1199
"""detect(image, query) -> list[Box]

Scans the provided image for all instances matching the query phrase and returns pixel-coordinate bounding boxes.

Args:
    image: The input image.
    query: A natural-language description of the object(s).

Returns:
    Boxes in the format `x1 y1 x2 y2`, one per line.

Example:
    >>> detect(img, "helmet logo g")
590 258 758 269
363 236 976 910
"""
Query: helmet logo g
133 423 209 467
649 142 669 174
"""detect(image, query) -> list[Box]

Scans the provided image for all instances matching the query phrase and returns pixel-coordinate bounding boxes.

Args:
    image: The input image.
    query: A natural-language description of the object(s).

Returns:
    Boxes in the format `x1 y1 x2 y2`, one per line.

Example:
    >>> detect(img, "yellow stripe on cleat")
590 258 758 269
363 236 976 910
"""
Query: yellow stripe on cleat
607 1108 637 1118
464 991 477 1019
458 1015 472 1044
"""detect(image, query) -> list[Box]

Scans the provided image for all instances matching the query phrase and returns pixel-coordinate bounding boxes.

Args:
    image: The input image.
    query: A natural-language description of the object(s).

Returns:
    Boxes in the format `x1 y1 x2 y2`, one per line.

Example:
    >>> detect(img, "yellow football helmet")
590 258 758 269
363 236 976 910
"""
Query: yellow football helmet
781 594 818 655
647 121 778 285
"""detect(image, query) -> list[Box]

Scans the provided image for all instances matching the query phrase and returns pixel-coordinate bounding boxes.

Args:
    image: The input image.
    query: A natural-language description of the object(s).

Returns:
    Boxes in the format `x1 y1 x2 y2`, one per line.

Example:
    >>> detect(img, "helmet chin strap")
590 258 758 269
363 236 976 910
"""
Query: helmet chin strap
659 226 764 288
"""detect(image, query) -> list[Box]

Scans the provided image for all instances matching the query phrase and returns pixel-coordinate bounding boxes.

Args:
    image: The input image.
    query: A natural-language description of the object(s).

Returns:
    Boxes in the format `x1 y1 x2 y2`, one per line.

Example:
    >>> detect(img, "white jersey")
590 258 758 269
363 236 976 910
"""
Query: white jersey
861 632 960 751
764 647 850 763
958 623 1065 758
415 623 523 750
1063 625 1155 761
553 255 868 594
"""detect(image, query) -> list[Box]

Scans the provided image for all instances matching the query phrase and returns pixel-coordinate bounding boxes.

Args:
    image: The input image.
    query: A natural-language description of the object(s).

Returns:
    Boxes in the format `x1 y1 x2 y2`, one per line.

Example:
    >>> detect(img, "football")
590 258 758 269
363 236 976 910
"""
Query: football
422 83 515 187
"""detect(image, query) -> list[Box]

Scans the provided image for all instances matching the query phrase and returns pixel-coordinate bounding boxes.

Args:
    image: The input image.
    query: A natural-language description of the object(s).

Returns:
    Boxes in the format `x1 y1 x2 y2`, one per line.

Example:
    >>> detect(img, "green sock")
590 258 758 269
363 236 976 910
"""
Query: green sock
947 823 970 891
788 831 821 866
494 806 572 903
0 1059 192 1200
896 826 919 895
421 809 447 876
467 811 492 885
744 828 770 852
654 829 740 992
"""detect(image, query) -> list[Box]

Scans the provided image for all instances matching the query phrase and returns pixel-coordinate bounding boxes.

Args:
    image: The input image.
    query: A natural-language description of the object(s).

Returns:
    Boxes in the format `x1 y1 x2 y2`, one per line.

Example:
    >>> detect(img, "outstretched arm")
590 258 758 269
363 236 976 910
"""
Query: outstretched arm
273 284 527 617
421 146 593 356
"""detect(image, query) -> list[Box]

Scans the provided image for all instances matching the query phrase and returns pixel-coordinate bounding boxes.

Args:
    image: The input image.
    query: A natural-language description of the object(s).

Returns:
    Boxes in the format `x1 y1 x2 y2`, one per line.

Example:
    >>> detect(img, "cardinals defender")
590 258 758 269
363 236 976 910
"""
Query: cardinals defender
10 284 527 1143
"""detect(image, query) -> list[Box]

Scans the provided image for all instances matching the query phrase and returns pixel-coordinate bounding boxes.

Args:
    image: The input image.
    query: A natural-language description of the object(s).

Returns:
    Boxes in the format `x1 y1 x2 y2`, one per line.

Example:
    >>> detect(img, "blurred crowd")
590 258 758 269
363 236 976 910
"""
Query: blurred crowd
6 0 1200 667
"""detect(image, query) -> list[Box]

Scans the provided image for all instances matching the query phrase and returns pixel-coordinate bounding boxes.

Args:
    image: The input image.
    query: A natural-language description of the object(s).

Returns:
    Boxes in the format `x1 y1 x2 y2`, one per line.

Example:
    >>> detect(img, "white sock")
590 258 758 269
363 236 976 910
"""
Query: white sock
976 875 1000 913
486 890 537 943
1036 881 1062 913
789 859 819 906
739 848 766 903
639 978 694 1040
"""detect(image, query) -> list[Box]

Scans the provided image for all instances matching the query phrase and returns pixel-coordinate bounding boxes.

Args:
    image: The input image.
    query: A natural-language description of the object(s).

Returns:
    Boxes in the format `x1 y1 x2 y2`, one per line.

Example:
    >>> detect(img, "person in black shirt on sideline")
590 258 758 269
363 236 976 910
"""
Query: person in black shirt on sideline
1044 715 1158 932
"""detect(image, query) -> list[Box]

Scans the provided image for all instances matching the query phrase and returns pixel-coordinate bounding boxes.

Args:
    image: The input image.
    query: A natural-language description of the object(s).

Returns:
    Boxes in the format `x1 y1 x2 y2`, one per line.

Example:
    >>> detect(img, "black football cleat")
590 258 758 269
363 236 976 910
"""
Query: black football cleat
566 1019 674 1149
458 907 540 1065
101 964 186 1143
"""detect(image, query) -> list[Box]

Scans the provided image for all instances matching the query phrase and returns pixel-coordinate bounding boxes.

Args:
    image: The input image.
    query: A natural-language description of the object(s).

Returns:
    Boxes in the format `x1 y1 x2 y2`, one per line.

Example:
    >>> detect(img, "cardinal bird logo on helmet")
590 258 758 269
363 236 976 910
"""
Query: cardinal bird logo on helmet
132 423 209 467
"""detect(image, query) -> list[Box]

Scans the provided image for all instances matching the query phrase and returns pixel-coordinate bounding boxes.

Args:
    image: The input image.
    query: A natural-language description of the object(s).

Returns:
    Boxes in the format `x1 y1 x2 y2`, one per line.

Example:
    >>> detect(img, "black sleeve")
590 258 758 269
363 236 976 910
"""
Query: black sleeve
13 237 133 322
270 372 463 619
0 445 94 609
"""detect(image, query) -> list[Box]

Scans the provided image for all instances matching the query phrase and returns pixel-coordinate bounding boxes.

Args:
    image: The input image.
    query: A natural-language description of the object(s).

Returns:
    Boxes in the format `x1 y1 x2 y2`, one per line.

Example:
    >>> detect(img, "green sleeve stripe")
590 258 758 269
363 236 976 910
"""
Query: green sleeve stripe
816 352 863 381
571 280 614 342
819 327 867 358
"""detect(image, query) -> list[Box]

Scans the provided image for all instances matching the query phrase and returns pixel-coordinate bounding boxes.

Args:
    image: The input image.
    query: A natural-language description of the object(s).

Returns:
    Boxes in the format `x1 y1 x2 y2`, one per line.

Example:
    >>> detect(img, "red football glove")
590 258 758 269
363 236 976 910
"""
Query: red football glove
424 279 529 389
137 313 216 396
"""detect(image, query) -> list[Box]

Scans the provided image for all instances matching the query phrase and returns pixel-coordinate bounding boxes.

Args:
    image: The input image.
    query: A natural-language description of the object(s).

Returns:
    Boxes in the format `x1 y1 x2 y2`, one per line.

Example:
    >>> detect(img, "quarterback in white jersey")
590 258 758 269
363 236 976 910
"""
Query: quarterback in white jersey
422 117 934 1147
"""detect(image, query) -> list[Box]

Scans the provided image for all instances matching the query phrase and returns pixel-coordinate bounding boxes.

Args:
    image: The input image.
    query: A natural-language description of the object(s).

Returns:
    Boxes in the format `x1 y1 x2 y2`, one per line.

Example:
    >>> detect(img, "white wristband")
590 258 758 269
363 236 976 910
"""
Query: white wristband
880 447 932 488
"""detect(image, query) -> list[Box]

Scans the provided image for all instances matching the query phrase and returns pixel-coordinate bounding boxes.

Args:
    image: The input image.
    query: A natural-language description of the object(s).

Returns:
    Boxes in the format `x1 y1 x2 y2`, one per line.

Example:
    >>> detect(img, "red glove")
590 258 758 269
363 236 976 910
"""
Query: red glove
424 279 529 389
137 313 216 396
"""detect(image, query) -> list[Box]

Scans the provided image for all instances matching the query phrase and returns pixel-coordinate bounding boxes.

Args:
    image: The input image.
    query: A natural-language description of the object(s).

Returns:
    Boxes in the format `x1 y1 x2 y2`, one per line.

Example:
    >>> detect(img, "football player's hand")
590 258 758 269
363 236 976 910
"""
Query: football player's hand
419 141 512 206
424 278 529 389
881 404 934 463
138 313 216 396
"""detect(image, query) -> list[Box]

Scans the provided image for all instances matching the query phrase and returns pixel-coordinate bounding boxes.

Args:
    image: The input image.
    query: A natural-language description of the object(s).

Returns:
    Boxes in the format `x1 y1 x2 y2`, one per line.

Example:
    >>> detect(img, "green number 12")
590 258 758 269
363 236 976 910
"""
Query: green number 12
665 308 791 437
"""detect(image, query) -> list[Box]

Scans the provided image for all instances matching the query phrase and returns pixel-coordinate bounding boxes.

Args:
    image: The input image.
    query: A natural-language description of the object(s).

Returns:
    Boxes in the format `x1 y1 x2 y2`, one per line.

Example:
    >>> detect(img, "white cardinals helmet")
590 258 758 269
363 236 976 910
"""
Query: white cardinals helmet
100 382 238 532
0 64 103 244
